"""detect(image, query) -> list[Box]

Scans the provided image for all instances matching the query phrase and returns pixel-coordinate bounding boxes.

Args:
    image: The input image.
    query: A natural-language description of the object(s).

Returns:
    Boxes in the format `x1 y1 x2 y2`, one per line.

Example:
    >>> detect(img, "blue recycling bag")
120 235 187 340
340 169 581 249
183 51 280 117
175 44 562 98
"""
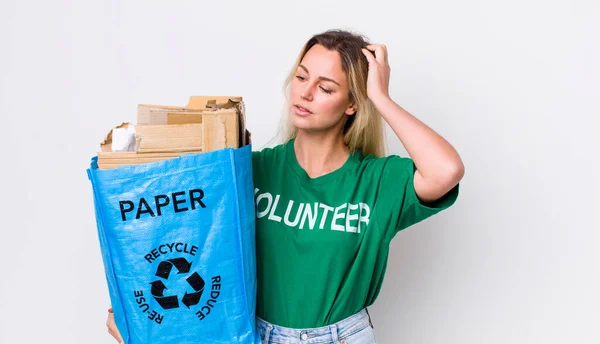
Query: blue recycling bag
87 145 260 344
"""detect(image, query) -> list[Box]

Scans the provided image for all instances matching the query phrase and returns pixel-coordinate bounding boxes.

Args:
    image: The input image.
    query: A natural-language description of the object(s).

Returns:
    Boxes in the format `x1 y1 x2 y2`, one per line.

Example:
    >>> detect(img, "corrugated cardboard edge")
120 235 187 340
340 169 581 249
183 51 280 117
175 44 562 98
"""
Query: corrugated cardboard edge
186 96 242 110
186 96 249 146
237 101 251 145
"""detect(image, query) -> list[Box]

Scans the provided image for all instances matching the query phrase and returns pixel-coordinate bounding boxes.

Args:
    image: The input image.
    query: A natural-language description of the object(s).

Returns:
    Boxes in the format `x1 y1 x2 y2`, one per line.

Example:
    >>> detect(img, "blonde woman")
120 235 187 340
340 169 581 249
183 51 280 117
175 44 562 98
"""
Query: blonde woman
107 29 464 344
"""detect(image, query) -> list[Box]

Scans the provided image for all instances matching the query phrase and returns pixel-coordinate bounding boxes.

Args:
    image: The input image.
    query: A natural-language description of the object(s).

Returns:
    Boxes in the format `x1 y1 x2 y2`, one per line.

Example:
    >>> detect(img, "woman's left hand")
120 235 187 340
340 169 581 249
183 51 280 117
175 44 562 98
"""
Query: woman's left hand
361 44 391 104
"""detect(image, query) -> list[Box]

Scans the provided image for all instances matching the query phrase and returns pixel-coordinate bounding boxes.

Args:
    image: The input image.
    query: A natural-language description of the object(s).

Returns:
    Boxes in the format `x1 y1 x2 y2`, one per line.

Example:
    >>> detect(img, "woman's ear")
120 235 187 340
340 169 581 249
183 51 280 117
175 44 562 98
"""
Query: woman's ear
345 103 357 116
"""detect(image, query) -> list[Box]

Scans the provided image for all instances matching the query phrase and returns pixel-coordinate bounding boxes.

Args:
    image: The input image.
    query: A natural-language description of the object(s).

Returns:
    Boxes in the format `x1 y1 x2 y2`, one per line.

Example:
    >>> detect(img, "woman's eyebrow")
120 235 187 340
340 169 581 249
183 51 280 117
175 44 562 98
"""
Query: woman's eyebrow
299 64 340 86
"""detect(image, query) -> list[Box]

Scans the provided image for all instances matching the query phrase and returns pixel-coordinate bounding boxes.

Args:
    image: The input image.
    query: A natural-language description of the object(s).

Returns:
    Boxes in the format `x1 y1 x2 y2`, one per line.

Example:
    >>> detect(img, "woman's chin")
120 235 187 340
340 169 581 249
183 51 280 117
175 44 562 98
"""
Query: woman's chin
291 115 313 130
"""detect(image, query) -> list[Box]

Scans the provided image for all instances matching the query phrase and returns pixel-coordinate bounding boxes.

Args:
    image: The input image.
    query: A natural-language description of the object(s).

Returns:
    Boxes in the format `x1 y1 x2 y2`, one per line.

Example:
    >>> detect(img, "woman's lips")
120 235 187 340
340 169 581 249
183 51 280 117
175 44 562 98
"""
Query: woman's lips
294 105 313 116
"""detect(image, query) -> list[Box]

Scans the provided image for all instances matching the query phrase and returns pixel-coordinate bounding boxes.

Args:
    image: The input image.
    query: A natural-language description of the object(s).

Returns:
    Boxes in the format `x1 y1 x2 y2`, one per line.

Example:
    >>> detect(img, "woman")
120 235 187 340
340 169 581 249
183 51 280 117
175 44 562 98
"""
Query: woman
107 29 464 344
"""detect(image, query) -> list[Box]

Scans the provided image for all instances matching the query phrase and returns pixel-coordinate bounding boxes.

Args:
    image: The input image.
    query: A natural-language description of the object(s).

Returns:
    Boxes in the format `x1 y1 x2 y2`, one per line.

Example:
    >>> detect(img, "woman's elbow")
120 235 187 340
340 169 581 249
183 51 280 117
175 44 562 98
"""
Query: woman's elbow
441 159 465 187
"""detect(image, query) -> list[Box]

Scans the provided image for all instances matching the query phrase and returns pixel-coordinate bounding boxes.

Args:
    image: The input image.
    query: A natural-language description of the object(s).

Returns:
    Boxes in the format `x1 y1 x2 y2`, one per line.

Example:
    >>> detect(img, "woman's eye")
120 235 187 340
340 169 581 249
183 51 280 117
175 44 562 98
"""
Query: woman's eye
295 75 306 81
320 87 332 94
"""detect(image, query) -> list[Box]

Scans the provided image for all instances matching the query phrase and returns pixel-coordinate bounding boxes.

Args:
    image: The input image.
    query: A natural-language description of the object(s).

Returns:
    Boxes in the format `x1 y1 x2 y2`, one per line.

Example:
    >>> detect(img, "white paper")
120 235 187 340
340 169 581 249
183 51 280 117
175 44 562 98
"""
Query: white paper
111 125 136 152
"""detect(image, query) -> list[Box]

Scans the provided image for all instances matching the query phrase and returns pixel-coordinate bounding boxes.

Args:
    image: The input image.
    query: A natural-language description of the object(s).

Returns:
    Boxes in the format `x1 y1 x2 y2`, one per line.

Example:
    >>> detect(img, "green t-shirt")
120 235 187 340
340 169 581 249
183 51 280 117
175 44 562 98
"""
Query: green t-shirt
251 138 459 328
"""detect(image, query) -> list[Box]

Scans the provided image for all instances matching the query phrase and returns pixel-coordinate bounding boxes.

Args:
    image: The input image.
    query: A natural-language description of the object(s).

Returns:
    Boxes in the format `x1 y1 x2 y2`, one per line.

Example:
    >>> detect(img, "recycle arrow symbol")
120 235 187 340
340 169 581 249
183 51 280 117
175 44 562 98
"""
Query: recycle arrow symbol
150 280 167 296
149 280 179 309
182 272 205 309
155 258 192 279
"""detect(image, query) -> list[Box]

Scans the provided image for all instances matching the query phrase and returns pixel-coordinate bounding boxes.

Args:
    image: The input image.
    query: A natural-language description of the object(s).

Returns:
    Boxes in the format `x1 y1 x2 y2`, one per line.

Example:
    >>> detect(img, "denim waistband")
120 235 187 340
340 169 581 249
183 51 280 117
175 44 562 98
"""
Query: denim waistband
256 308 372 344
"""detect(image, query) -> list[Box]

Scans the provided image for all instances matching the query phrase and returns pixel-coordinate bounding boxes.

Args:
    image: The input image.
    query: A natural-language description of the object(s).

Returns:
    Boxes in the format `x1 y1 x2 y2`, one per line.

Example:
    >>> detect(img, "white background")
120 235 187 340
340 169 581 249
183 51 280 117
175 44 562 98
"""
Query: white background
1 0 598 343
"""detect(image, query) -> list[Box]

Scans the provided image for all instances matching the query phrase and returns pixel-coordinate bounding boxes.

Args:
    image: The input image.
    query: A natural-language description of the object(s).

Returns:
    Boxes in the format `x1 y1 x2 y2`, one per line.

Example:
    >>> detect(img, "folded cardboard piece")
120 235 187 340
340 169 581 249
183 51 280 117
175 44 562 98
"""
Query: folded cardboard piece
97 96 251 170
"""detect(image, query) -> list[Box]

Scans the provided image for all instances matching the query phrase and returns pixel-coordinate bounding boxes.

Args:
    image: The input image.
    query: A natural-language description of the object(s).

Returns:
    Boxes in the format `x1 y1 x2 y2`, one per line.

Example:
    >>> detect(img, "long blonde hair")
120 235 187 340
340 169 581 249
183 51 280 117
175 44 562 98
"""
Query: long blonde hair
277 29 387 157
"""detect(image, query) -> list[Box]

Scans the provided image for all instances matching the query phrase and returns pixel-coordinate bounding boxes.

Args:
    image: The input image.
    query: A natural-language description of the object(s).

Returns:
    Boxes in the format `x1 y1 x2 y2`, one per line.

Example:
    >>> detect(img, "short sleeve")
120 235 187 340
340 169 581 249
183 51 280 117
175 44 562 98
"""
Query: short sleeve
376 156 459 241
251 149 264 184
252 150 262 167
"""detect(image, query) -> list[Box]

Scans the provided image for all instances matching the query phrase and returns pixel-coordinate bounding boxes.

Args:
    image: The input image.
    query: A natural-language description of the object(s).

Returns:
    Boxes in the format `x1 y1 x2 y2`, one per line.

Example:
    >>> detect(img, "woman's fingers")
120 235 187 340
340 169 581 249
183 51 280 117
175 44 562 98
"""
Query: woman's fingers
361 48 376 64
106 308 124 343
366 44 388 66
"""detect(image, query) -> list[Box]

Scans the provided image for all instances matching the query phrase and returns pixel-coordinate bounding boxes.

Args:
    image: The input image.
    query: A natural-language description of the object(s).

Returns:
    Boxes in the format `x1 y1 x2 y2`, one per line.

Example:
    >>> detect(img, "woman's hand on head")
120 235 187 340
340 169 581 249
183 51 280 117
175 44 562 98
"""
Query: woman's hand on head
361 44 391 105
106 307 124 343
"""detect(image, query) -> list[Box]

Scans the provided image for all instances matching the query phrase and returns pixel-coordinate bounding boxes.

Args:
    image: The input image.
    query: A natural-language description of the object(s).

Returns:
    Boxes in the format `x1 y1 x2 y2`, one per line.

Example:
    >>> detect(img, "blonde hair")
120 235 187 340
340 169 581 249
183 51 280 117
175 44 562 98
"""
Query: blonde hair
276 29 387 157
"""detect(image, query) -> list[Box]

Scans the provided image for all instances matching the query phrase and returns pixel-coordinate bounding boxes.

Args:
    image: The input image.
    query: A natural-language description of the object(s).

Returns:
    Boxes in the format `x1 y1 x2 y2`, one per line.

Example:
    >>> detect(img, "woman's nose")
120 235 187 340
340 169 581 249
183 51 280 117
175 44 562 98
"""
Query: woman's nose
301 85 314 101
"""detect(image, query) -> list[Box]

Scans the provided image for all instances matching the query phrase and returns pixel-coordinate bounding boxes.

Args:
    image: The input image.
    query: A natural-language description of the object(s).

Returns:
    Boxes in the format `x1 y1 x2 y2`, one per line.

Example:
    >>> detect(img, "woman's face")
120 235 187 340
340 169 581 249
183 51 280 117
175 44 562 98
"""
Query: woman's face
289 44 355 133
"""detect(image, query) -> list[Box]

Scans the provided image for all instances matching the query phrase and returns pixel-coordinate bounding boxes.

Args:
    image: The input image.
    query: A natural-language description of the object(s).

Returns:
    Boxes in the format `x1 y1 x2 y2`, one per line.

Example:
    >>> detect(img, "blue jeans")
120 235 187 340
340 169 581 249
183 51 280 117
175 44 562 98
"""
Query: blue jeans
256 308 376 344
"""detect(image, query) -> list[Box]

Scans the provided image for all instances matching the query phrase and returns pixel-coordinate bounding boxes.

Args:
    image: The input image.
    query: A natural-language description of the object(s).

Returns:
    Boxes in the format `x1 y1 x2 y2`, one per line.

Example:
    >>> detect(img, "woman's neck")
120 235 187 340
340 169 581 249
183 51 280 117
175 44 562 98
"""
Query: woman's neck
293 130 350 178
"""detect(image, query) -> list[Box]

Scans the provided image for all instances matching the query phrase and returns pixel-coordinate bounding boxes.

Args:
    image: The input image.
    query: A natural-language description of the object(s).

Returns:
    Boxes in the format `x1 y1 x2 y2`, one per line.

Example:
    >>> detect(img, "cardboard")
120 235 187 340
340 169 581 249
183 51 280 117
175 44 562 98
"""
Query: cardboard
167 112 204 125
97 96 251 170
186 96 242 110
137 104 187 125
137 96 249 147
97 151 204 159
135 124 203 153
96 151 203 170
